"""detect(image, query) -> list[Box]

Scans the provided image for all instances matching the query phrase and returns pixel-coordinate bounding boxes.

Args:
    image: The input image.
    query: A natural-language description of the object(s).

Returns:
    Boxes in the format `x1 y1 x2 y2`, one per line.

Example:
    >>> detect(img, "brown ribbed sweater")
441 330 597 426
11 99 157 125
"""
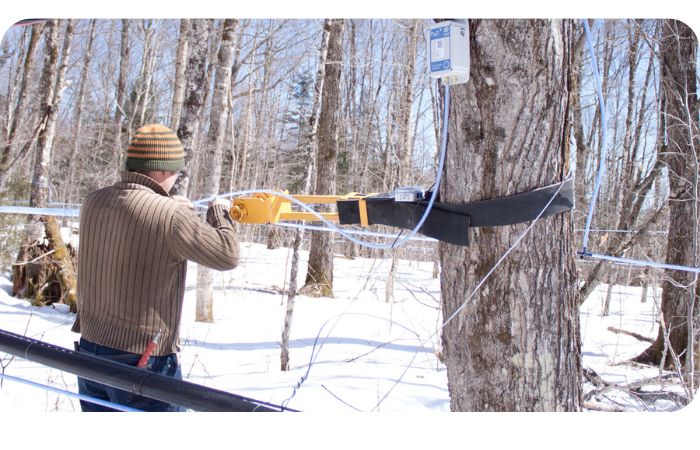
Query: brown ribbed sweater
71 171 239 355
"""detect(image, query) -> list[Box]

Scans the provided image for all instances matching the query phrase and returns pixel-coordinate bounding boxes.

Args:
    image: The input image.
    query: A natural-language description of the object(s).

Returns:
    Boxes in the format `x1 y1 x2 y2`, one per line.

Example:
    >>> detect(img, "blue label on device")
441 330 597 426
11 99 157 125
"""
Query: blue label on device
431 60 451 72
430 25 450 40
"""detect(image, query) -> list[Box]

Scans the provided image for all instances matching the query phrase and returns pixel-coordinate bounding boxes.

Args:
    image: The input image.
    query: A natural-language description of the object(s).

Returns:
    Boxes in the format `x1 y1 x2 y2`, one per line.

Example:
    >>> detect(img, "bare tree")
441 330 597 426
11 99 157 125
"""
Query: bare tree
301 19 345 297
127 19 160 131
194 19 239 323
170 19 190 131
385 19 420 303
171 19 211 197
14 20 78 311
65 19 97 205
114 20 131 166
30 19 74 211
439 20 581 411
633 21 699 383
281 20 333 371
0 21 45 189
578 21 665 303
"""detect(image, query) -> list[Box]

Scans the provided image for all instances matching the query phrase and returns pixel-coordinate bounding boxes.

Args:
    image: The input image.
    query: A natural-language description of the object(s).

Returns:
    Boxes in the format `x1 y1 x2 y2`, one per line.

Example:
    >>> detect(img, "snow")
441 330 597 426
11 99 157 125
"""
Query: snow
0 241 698 446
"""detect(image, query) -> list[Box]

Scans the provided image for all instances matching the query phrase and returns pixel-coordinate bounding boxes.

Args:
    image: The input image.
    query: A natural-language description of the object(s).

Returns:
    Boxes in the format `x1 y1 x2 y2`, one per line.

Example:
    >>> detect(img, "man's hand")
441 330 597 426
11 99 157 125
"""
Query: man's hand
209 197 231 209
172 195 195 210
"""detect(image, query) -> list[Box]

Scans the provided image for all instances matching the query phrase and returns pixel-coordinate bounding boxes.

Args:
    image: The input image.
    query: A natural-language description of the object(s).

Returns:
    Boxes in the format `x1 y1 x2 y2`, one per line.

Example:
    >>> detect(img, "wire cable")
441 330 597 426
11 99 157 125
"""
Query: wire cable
577 20 700 274
0 371 142 412
194 83 452 251
369 172 572 411
587 252 700 273
580 19 609 255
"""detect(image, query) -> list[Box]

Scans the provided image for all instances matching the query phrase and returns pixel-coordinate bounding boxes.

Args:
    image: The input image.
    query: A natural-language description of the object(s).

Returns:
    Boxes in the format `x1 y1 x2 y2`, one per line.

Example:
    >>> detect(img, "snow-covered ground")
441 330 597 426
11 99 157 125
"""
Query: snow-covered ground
0 241 698 446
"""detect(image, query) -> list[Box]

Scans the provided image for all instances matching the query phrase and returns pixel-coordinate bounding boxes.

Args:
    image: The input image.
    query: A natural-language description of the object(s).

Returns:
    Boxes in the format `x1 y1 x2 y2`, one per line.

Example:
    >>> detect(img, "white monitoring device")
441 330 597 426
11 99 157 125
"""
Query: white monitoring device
428 20 470 85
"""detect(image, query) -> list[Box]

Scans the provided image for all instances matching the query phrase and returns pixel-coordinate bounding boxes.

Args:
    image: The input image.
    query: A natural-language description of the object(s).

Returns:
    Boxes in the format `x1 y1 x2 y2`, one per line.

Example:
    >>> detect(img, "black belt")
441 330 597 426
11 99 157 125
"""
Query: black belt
336 178 574 246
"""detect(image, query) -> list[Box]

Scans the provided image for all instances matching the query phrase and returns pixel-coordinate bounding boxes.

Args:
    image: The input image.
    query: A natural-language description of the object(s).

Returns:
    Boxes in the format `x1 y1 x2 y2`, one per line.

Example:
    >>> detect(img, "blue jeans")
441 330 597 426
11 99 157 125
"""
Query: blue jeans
76 337 185 412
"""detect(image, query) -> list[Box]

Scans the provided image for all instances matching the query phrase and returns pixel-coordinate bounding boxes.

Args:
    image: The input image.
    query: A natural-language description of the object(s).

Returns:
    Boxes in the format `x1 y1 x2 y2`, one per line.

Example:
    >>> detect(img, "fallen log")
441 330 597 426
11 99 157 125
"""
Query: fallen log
607 326 655 343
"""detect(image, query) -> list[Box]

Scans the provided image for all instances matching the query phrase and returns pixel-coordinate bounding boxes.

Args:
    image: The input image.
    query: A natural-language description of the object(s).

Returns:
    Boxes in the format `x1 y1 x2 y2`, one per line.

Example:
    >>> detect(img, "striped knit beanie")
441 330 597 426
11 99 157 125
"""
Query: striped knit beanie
125 124 185 172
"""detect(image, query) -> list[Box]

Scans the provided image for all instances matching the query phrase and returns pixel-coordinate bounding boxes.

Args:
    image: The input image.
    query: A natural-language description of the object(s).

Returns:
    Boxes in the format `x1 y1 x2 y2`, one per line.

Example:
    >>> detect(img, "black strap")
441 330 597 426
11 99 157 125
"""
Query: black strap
337 178 574 246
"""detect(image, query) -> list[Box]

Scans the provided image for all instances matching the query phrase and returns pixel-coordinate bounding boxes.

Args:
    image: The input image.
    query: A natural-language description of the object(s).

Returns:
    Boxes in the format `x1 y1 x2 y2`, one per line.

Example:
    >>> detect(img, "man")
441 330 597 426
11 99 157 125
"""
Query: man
71 124 239 412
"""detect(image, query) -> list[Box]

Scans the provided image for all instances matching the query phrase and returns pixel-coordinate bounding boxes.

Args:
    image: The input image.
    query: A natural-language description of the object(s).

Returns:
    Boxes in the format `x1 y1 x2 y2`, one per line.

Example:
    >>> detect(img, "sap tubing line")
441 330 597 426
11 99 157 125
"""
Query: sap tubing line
0 328 297 412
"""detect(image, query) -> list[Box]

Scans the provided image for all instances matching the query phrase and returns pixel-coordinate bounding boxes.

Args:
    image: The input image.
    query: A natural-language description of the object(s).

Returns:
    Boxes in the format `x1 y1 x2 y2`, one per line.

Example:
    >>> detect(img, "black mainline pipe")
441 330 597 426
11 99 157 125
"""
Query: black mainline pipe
0 328 297 412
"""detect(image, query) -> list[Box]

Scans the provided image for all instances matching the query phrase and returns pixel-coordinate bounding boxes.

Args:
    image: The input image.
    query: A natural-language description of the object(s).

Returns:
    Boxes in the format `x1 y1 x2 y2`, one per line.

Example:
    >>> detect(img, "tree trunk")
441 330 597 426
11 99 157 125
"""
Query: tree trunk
280 20 332 370
190 22 222 181
602 269 616 317
640 266 650 303
385 20 419 303
30 19 73 211
41 216 78 311
16 20 78 312
130 20 159 130
571 27 590 215
195 19 239 323
114 19 131 166
302 19 344 297
439 20 581 411
66 19 97 204
171 19 211 197
0 22 45 189
235 34 257 192
633 20 699 373
170 19 190 131
395 19 419 186
280 230 303 371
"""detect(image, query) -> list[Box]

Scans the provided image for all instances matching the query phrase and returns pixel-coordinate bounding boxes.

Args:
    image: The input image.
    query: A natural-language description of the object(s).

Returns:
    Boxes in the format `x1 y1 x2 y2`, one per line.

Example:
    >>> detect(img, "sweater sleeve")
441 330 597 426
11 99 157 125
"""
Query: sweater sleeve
170 203 240 271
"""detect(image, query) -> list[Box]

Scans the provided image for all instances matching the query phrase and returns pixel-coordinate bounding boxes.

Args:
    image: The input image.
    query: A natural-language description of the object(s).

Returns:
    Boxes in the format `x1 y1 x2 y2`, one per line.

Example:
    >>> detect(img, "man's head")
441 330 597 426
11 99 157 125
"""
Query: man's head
125 124 185 173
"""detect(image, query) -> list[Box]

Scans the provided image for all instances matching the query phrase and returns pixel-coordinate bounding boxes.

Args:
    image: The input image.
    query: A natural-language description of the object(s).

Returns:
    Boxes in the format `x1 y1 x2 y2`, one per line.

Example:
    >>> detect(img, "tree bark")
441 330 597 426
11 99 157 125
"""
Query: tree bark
439 20 581 411
30 19 73 211
195 19 239 323
280 230 303 371
302 19 344 297
41 216 78 311
170 19 190 131
0 21 44 189
114 19 131 166
171 19 211 197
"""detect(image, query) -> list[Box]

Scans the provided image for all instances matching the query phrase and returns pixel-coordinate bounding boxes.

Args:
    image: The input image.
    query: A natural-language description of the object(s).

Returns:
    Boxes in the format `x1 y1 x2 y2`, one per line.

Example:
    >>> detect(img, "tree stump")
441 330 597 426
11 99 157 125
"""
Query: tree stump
12 216 78 312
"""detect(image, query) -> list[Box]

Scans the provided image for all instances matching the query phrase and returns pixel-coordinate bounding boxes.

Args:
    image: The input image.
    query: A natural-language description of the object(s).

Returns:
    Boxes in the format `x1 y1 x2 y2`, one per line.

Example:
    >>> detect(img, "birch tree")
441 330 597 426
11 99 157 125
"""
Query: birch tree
16 19 78 311
0 22 45 189
171 19 211 197
30 19 74 212
194 19 239 323
439 20 581 411
170 19 190 131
